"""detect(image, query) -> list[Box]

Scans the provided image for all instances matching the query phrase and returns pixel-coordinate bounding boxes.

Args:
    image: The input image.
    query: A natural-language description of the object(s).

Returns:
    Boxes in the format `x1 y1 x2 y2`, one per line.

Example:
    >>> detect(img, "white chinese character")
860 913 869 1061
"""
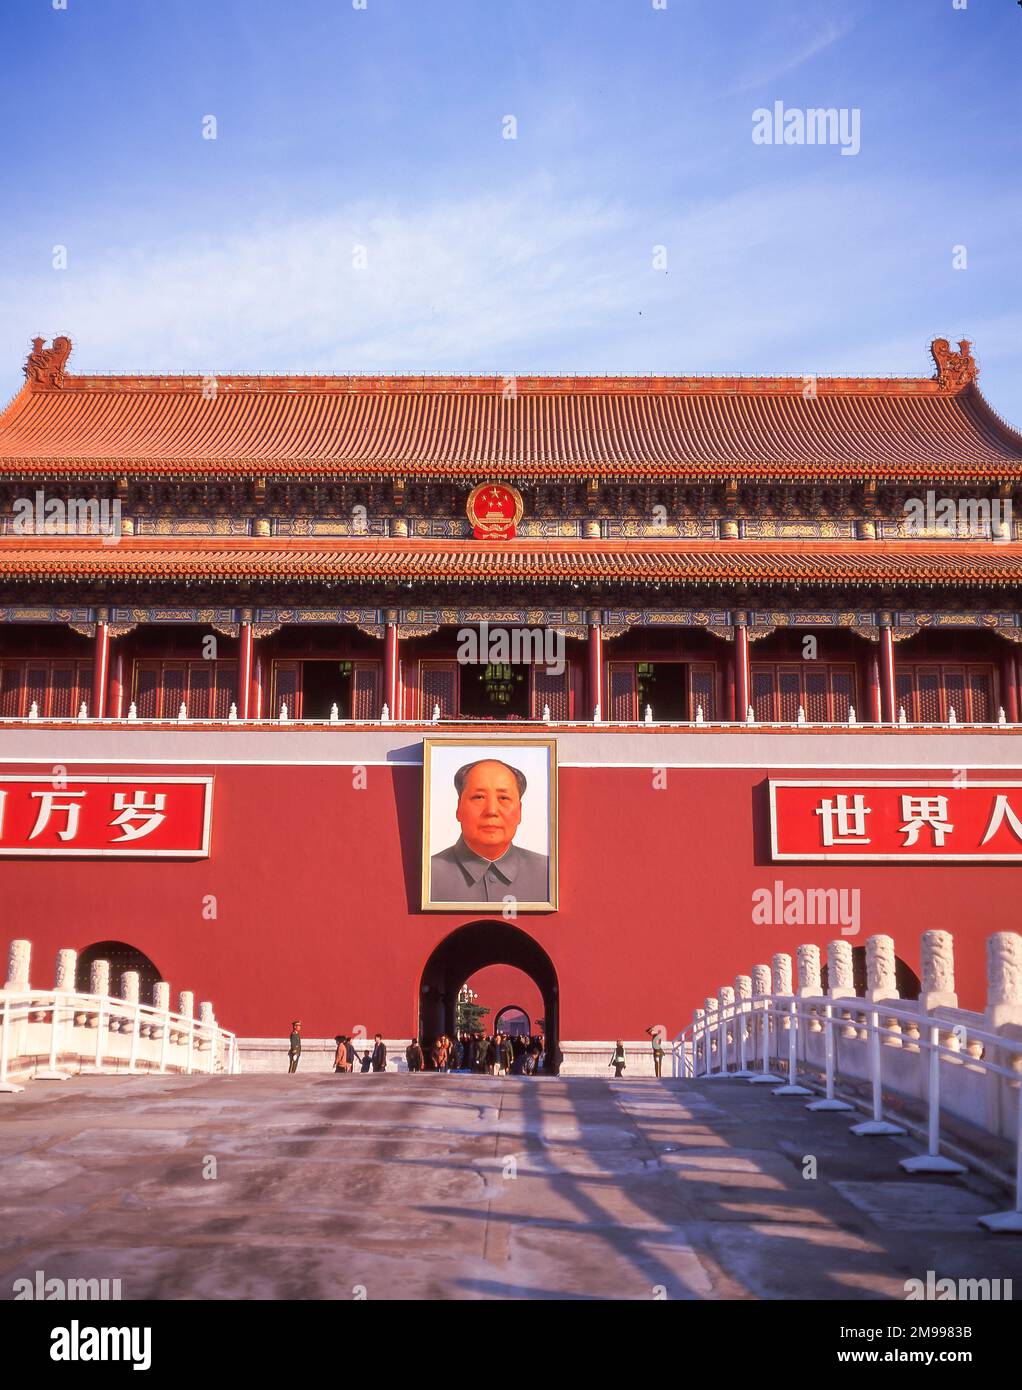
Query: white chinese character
980 794 1022 845
899 794 954 847
29 790 86 841
110 791 167 843
815 794 871 845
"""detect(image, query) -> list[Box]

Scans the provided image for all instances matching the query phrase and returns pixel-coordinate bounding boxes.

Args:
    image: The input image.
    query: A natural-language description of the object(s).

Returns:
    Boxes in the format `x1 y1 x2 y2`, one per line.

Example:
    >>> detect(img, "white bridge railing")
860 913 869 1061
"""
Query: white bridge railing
672 929 1022 1232
0 938 237 1090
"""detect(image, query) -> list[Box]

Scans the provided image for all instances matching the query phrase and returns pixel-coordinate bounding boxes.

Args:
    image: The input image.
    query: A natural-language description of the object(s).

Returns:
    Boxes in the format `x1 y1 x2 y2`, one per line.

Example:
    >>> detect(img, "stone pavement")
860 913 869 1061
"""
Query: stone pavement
2 1073 1021 1300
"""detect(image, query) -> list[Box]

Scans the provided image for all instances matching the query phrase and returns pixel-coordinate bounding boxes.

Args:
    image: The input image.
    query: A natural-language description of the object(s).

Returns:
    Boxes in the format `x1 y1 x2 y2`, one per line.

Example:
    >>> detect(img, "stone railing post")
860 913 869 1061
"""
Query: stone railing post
199 1001 216 1070
718 985 735 1070
693 1007 705 1074
704 997 719 1068
828 938 858 1038
86 960 110 1031
797 943 823 1032
4 939 31 990
54 948 76 990
735 974 752 1065
920 929 958 1053
866 933 901 1045
985 932 1022 1135
151 981 169 1044
752 964 773 1073
772 953 793 1038
179 990 195 1073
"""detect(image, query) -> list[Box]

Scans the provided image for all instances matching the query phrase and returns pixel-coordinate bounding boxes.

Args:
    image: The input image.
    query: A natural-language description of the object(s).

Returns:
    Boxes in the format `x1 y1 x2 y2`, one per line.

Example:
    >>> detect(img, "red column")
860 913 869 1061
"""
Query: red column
92 618 110 719
238 619 254 719
879 624 896 723
384 620 400 718
106 649 124 719
734 619 750 722
251 655 264 720
868 655 882 725
1002 647 1019 724
587 621 604 720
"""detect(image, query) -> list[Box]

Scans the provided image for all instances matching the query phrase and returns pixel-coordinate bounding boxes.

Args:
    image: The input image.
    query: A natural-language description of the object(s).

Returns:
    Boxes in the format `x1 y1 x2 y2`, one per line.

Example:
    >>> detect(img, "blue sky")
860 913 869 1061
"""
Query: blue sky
1 0 1019 422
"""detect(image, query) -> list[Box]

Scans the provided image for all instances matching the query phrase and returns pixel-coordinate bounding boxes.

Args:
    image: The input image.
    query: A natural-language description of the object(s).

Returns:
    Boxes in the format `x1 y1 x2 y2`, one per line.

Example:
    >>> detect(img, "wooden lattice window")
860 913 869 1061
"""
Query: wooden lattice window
895 664 994 723
420 661 458 719
750 662 857 722
131 660 238 719
532 668 570 720
0 659 93 718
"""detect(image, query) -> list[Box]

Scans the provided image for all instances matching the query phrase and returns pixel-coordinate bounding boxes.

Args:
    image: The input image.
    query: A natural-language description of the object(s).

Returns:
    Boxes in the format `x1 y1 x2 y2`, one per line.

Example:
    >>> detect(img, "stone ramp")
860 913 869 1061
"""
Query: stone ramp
2 1073 1020 1300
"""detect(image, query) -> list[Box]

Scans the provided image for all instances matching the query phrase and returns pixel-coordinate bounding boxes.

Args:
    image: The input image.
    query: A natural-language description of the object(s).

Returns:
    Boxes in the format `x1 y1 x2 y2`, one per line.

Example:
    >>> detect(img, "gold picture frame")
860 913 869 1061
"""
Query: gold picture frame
421 737 558 912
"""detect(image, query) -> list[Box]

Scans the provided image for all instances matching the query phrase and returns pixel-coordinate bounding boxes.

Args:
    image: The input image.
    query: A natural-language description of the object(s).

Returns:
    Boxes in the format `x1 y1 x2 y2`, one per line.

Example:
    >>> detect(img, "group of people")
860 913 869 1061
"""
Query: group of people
332 1033 387 1073
406 1031 549 1075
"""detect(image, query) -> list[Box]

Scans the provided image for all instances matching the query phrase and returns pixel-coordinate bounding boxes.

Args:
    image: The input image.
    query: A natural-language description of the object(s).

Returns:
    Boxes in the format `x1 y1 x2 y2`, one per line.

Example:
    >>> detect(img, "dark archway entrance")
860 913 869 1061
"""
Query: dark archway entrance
76 941 163 1003
418 921 559 1072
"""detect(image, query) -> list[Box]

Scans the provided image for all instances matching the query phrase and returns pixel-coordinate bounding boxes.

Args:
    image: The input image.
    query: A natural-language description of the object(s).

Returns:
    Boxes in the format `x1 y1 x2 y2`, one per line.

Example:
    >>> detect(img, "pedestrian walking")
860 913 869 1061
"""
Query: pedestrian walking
609 1040 626 1079
406 1039 424 1072
371 1033 388 1072
645 1025 665 1078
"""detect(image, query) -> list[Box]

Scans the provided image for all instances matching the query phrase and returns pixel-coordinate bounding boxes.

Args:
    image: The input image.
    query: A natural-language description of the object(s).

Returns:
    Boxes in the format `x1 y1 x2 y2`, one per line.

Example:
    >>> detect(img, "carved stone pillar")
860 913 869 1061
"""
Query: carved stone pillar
54 949 76 990
89 959 110 997
797 943 823 1031
718 985 736 1062
735 974 752 1056
4 939 31 990
986 932 1022 1030
704 996 718 1063
828 939 857 1037
985 932 1022 1134
772 952 793 996
866 933 901 1045
920 930 957 1011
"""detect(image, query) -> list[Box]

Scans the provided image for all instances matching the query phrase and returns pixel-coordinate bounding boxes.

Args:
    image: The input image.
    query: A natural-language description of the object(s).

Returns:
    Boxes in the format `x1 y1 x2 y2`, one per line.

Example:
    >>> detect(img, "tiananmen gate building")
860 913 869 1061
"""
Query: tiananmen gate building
2 334 1022 1066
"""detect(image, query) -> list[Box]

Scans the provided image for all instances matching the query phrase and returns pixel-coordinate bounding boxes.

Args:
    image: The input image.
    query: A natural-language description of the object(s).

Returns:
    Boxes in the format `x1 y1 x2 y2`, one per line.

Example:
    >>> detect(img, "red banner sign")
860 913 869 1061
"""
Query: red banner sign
0 776 212 857
770 779 1022 862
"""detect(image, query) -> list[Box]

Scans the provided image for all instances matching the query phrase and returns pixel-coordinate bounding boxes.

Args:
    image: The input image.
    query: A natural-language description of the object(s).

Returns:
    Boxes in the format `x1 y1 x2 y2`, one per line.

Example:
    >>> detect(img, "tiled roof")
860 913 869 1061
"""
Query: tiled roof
2 537 1021 588
2 346 1020 483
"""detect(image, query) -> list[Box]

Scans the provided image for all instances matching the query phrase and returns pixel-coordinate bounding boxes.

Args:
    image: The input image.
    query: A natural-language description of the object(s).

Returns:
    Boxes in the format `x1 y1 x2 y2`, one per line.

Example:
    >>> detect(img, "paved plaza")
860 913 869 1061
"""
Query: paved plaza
2 1073 1021 1301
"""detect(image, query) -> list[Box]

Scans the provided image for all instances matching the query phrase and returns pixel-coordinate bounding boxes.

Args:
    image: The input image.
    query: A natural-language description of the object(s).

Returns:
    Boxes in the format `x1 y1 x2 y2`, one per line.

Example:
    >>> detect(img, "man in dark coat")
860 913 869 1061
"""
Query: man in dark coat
287 1020 302 1074
405 1039 424 1072
371 1033 388 1072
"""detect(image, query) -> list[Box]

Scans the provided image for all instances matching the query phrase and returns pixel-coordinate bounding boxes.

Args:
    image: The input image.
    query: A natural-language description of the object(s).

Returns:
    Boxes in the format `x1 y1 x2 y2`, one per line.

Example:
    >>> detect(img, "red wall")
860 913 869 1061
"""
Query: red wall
1 758 1015 1038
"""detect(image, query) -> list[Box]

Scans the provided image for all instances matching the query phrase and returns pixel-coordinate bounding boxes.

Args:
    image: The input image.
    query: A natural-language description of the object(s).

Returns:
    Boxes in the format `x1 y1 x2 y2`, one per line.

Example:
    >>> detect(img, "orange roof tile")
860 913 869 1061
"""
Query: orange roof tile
2 340 1020 483
2 536 1021 588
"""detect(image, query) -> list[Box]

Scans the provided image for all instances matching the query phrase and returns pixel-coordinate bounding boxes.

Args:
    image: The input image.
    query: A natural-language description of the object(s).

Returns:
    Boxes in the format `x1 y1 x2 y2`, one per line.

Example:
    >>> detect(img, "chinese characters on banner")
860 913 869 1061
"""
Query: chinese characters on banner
0 777 212 857
770 780 1022 861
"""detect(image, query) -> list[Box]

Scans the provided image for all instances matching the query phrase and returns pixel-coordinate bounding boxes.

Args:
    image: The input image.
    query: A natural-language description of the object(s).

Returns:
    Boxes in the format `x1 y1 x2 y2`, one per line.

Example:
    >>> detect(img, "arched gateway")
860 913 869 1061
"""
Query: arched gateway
418 921 559 1072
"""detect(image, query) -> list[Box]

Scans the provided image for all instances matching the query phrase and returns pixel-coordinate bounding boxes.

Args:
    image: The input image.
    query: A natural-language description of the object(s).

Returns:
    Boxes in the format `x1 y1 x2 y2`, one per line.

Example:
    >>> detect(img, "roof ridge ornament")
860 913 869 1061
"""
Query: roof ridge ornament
931 337 977 392
24 335 72 388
